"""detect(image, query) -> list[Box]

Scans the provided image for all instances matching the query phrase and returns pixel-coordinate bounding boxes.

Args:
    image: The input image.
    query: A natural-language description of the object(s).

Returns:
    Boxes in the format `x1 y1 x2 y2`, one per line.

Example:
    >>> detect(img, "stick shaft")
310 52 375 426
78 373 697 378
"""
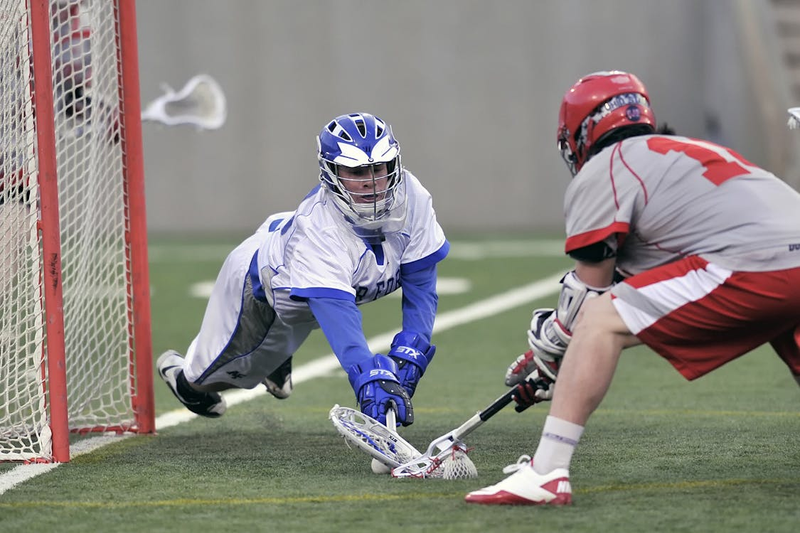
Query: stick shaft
448 387 518 442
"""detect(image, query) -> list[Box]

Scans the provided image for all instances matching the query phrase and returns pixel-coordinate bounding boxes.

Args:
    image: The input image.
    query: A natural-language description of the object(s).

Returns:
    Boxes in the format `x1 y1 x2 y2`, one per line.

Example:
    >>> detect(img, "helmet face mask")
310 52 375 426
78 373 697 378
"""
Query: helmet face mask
317 113 407 240
557 71 656 175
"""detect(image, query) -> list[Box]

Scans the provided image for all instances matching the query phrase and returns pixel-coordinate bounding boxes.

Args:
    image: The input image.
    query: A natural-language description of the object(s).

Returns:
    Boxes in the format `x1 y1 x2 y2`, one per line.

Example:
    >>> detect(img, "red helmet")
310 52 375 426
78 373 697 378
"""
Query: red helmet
557 71 656 175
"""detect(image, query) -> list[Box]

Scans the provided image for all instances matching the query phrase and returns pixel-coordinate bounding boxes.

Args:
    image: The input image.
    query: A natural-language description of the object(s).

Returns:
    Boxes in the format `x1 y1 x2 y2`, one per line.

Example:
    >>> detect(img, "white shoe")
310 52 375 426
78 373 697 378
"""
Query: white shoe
465 457 572 506
157 350 227 418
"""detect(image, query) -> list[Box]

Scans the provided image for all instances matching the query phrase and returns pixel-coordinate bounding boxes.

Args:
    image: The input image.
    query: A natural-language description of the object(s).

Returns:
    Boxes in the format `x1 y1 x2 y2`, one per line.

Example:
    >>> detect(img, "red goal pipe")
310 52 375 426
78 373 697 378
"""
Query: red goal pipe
117 0 156 434
29 0 70 463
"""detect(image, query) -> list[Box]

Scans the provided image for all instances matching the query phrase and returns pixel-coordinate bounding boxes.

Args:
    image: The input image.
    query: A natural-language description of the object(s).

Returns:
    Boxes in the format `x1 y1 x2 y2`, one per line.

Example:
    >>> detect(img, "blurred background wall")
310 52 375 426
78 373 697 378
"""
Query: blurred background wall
135 0 800 235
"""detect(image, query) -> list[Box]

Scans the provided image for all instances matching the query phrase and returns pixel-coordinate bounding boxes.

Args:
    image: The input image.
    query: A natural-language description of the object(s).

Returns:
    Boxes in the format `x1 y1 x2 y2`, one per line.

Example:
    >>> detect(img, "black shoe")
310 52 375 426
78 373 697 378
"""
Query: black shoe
157 350 227 417
263 358 293 399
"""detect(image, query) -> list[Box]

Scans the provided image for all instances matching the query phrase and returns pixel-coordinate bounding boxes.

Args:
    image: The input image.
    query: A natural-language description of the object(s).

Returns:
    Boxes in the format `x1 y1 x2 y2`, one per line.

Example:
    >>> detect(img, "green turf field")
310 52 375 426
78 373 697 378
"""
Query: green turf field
0 235 798 532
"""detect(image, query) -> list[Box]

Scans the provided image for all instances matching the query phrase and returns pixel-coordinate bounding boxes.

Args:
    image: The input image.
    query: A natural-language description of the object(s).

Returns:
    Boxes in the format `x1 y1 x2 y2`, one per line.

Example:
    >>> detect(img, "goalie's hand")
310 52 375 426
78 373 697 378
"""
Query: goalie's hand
387 331 435 398
348 354 414 427
511 361 558 413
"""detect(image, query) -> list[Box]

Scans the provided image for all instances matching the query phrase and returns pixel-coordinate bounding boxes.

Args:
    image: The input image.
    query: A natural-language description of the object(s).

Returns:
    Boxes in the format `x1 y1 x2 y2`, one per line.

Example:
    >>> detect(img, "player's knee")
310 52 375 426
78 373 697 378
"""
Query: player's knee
573 294 622 336
574 293 609 326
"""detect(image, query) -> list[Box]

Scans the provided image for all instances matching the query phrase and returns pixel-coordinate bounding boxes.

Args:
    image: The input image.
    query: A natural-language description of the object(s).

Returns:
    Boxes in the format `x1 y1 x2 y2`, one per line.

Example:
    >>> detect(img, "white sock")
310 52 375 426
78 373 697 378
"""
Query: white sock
531 415 584 474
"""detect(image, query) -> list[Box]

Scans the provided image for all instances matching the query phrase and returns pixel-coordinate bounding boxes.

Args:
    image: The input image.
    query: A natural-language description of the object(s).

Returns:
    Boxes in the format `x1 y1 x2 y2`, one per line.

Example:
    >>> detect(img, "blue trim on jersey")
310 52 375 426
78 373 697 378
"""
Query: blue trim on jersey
307 297 372 370
353 246 370 275
280 216 295 235
196 271 274 384
400 263 438 340
290 287 355 302
249 250 268 302
268 218 284 232
371 243 385 266
400 240 450 274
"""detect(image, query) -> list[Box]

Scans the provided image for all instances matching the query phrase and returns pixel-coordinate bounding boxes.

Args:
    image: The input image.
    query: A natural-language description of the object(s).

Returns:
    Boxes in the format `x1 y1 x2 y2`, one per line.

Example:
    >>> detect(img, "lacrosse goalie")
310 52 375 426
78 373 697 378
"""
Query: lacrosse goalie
157 113 447 430
466 71 800 506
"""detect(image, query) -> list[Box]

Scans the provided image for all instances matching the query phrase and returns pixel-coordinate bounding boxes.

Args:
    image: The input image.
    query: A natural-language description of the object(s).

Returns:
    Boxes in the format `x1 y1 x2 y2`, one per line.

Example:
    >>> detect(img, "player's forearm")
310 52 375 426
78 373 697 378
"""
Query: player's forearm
307 297 372 370
399 264 438 340
574 258 617 288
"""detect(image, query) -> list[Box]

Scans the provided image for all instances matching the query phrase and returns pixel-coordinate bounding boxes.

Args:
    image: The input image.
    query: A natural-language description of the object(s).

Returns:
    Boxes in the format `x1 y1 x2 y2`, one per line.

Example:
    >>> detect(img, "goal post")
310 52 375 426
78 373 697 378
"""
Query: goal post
0 0 155 463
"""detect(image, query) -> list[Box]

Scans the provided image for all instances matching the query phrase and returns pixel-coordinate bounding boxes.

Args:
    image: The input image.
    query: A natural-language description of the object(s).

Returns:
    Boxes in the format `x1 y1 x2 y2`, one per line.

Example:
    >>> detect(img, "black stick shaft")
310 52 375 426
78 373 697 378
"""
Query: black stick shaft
478 386 518 421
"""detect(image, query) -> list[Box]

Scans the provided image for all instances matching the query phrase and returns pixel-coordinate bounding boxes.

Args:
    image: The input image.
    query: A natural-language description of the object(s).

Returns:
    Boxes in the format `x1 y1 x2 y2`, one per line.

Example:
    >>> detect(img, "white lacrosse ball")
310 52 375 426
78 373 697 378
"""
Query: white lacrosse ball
371 458 392 475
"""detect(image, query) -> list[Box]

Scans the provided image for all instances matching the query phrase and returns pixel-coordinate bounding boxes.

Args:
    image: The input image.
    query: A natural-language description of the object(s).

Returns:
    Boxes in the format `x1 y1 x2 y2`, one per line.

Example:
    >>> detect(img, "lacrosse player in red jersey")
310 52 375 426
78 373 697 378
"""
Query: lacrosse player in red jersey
466 71 800 506
157 113 447 428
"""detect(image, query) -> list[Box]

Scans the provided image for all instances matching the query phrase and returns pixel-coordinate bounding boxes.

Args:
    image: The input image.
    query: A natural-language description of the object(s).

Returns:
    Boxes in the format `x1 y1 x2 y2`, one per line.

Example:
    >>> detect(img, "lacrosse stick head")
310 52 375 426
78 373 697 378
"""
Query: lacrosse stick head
391 437 478 480
329 405 420 468
788 107 800 130
141 74 227 130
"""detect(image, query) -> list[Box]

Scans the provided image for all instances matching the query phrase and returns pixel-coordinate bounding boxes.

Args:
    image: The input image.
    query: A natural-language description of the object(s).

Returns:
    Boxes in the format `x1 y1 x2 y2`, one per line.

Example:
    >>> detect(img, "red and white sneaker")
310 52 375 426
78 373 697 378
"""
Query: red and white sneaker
464 456 572 506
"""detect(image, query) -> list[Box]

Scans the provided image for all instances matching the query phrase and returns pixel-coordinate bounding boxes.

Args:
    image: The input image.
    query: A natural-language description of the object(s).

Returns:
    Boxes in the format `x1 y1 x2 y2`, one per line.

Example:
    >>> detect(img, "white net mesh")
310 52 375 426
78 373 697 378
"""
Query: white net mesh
0 0 49 462
427 444 478 480
329 405 420 468
0 0 147 462
52 0 133 433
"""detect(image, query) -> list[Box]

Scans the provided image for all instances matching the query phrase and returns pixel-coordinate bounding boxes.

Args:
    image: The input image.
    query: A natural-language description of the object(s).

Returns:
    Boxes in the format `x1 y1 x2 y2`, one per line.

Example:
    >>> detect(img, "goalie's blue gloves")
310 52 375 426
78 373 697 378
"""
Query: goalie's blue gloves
387 331 435 398
348 354 414 427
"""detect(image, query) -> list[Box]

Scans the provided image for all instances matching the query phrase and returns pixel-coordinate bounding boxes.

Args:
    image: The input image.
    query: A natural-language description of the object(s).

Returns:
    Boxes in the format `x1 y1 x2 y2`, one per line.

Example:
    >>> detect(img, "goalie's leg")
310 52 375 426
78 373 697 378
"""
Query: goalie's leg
157 350 227 418
262 356 293 399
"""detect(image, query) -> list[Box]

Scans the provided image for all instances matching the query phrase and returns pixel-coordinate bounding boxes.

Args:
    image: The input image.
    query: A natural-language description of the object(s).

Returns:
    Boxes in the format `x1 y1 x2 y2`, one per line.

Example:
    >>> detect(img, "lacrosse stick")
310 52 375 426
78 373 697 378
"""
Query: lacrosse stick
329 404 421 469
370 407 398 474
390 386 521 478
788 107 800 130
141 74 227 130
329 402 478 479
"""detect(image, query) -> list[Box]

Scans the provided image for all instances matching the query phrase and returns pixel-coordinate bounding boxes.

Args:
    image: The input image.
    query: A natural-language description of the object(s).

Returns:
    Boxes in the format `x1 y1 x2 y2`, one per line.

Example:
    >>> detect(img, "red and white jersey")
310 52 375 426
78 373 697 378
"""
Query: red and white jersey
564 135 800 275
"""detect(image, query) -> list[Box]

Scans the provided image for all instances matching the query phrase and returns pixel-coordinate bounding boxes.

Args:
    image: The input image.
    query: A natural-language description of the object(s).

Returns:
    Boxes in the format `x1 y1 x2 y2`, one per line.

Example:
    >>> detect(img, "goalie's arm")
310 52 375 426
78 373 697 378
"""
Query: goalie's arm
389 263 438 398
399 263 437 340
306 297 372 370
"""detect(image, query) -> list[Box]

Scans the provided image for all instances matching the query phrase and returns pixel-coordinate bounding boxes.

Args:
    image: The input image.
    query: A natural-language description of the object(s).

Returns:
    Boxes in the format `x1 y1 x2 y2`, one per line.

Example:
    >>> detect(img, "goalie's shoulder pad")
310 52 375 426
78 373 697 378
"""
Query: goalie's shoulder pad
556 270 614 335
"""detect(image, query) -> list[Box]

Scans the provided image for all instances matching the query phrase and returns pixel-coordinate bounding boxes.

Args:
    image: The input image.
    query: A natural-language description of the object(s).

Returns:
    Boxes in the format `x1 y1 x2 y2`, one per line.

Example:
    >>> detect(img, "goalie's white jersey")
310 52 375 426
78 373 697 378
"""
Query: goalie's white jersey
564 135 800 275
182 171 447 387
255 171 447 321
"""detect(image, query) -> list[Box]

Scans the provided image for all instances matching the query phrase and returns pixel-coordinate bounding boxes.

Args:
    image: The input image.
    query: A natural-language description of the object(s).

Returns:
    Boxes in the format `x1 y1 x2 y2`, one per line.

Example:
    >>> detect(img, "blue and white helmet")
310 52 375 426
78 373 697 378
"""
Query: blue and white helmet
317 113 407 239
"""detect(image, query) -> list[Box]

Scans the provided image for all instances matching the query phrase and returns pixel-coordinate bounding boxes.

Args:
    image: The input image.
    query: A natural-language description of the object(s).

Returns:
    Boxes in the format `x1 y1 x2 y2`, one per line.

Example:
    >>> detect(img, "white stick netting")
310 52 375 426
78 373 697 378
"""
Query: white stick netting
329 405 420 468
330 405 479 480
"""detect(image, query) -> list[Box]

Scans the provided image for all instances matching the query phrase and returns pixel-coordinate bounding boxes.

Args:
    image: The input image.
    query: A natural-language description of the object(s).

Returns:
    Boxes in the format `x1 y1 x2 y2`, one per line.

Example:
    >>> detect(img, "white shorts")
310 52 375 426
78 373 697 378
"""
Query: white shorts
182 235 315 389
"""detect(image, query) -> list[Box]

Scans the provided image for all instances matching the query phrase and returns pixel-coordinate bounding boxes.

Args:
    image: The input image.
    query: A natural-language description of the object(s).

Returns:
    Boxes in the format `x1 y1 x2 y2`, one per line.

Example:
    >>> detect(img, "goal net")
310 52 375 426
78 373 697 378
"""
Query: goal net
0 0 154 463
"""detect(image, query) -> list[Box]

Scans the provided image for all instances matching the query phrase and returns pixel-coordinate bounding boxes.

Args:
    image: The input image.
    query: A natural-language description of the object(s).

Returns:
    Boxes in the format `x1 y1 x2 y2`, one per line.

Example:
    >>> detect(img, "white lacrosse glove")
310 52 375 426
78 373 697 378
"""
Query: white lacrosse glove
505 307 565 389
524 270 615 366
505 270 614 411
506 350 559 412
527 307 570 363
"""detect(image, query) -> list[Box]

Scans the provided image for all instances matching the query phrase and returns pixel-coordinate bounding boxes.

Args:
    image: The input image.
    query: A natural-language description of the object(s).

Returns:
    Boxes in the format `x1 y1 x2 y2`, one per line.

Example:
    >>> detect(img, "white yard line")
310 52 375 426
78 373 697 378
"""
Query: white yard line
0 271 563 496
